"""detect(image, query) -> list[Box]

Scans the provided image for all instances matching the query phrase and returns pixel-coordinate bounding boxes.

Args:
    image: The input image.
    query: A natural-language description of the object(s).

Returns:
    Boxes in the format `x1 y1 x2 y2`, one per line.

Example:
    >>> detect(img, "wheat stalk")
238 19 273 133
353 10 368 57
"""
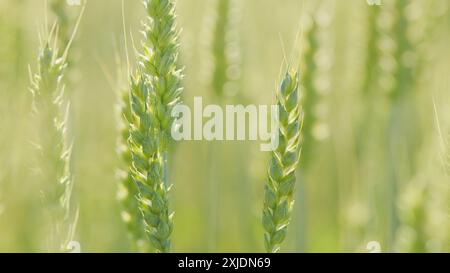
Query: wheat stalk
127 0 183 253
29 30 76 252
262 70 302 253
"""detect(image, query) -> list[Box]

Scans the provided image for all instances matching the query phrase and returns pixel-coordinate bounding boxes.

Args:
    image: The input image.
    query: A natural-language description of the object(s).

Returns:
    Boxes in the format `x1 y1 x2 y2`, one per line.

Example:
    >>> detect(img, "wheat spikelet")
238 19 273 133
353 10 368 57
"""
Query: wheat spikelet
262 70 302 253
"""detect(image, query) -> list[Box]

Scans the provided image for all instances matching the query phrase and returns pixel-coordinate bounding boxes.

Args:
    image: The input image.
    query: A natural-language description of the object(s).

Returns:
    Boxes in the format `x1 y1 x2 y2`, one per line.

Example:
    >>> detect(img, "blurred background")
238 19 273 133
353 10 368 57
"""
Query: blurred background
0 0 449 252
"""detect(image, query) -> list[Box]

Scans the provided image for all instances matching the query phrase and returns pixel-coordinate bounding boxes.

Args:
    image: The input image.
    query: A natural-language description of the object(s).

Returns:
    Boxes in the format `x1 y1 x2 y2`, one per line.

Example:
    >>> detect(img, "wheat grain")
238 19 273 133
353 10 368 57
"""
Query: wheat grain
262 70 302 253
127 0 183 253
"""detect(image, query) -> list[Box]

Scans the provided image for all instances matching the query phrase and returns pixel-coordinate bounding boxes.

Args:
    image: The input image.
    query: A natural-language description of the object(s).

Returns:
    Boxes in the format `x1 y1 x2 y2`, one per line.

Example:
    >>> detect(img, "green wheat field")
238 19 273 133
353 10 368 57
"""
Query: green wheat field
0 0 449 253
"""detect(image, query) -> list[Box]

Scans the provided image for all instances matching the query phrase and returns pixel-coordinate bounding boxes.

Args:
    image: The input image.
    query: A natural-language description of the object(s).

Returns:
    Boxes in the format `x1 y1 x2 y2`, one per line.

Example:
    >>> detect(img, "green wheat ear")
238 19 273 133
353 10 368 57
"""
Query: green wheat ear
117 84 149 252
140 0 183 141
128 72 174 253
127 0 183 253
263 70 302 253
30 36 76 252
